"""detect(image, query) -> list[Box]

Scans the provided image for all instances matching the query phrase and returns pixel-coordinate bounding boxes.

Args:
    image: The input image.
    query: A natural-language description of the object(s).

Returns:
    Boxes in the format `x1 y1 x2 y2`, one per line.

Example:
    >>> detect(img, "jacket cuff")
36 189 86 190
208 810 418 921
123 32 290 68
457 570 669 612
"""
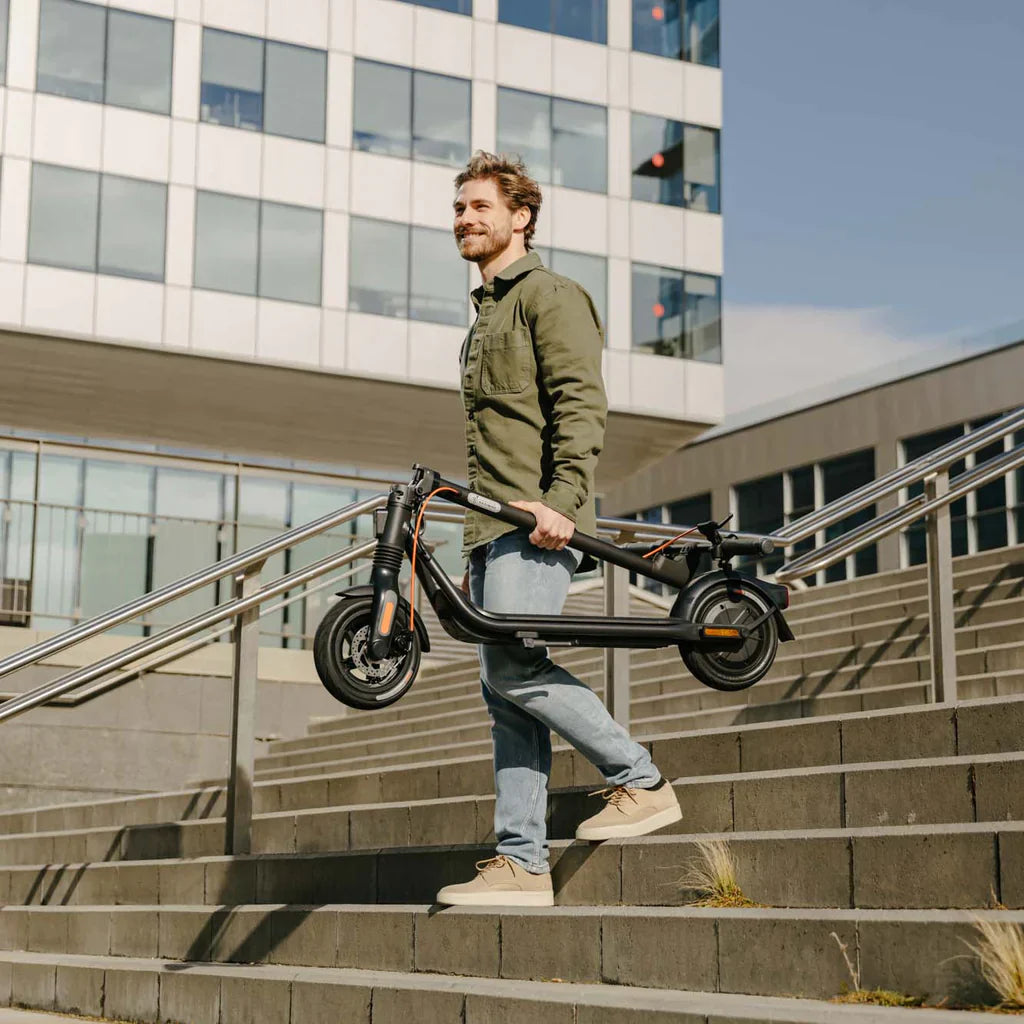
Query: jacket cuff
541 483 580 523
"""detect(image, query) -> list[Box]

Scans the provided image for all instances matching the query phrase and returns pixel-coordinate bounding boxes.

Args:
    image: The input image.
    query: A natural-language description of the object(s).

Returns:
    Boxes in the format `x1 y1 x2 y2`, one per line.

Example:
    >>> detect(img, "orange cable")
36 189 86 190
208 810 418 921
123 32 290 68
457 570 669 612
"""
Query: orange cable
641 524 700 559
408 486 458 631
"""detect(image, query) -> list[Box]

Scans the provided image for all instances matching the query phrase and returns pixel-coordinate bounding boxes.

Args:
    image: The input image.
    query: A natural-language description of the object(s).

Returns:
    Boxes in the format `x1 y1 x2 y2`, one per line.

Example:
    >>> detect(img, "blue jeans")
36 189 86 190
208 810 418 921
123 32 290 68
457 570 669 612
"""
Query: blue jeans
469 528 660 873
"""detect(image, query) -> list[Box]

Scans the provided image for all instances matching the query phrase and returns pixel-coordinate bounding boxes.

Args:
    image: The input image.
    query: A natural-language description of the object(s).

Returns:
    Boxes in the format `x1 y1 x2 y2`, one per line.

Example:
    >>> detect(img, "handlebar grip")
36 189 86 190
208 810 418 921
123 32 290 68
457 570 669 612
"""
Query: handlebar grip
719 537 775 558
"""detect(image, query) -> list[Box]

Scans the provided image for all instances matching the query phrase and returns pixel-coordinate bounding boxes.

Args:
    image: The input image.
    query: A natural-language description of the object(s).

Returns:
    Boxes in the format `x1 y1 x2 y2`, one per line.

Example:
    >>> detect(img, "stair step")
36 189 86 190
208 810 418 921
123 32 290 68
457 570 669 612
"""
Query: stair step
2 822 1021 910
1 905 1021 1007
1 949 1008 1024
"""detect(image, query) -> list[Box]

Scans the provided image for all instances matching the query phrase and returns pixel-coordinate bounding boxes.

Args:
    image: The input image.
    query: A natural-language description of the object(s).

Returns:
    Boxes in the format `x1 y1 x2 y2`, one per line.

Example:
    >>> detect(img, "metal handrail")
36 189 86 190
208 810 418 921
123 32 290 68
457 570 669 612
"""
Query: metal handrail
0 560 373 709
776 442 1024 583
0 493 387 679
775 405 1024 544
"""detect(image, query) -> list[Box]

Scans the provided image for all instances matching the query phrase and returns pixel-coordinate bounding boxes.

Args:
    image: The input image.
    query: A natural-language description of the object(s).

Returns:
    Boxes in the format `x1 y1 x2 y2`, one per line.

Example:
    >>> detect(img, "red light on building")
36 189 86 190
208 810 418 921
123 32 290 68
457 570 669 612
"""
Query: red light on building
652 303 665 318
652 5 665 21
652 152 665 168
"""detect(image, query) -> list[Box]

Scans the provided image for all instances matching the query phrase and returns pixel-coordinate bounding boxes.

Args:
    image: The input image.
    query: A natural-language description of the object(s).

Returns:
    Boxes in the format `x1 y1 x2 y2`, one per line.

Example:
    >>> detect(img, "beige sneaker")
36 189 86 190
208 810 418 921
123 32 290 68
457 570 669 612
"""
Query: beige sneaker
575 780 682 841
436 855 554 907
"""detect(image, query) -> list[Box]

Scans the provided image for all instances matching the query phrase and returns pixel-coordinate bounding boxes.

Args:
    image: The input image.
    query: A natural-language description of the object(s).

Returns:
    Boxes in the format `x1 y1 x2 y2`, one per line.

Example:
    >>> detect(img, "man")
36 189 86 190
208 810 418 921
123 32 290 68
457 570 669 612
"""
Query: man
436 152 681 908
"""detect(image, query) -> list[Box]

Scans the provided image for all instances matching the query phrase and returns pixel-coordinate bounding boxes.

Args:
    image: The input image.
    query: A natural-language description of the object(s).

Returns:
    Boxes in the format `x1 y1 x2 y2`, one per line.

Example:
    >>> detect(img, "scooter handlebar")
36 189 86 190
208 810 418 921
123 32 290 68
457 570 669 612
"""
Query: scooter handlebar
719 537 775 559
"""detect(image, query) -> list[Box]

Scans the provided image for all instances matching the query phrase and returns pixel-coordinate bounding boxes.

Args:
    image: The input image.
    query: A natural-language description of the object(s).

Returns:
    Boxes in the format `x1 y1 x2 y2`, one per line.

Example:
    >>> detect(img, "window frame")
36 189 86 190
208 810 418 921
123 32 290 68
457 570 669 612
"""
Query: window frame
199 26 328 144
353 57 471 169
27 161 168 283
193 189 324 306
349 214 469 327
36 0 174 116
497 85 608 194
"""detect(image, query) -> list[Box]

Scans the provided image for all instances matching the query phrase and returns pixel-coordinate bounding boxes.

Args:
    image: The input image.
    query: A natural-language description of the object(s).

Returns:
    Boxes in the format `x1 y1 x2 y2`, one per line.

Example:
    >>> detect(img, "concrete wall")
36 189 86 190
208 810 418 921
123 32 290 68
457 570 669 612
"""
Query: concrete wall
0 627 350 810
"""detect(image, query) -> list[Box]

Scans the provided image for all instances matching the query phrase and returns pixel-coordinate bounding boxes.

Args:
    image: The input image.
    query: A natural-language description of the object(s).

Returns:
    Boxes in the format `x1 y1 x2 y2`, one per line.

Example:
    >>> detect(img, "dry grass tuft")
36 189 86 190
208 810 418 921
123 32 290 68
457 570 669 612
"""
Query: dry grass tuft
677 838 766 908
832 986 925 1007
966 917 1024 1010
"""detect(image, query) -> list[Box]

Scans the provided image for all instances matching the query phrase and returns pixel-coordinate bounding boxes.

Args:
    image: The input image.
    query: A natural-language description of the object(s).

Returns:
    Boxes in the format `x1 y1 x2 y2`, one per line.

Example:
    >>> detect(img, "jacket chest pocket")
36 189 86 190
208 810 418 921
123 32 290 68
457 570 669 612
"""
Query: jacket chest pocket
480 331 534 396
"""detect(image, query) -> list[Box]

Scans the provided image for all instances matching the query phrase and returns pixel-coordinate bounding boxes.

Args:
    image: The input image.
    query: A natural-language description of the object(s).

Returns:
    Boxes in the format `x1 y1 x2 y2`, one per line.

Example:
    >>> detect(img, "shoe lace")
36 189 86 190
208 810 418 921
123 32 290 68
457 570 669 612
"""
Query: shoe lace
588 786 639 809
474 855 513 875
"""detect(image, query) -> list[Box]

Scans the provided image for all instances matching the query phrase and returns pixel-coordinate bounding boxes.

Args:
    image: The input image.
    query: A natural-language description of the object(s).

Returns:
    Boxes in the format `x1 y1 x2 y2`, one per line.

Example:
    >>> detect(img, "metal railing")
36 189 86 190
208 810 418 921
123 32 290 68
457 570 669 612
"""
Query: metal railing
0 479 726 853
773 405 1024 703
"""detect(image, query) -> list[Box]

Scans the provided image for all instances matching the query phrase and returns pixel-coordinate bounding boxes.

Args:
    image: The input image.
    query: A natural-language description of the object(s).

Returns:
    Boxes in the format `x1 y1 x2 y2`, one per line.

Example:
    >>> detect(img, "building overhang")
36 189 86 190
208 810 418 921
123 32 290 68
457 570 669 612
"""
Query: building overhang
0 329 712 490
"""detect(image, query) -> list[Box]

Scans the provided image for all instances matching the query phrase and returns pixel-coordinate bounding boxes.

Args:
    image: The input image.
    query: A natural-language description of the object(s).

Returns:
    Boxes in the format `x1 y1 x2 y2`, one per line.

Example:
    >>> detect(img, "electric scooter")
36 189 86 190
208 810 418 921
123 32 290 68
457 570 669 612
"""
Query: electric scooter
313 464 794 710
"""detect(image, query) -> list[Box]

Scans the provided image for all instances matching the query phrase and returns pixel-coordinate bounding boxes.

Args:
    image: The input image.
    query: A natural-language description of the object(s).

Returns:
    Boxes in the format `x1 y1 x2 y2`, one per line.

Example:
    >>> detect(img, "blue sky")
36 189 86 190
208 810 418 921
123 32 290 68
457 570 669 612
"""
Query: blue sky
720 0 1024 412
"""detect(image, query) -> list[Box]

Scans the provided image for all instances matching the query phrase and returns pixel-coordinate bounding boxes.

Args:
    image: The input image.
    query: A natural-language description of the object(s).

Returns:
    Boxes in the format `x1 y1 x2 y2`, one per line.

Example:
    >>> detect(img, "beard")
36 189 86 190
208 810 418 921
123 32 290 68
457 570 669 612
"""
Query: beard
456 221 514 263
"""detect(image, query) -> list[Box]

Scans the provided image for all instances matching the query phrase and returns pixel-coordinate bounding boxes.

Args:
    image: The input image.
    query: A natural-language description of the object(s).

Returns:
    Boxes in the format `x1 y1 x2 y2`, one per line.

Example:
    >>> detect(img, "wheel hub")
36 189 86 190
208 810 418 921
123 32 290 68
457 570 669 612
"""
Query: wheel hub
349 625 400 680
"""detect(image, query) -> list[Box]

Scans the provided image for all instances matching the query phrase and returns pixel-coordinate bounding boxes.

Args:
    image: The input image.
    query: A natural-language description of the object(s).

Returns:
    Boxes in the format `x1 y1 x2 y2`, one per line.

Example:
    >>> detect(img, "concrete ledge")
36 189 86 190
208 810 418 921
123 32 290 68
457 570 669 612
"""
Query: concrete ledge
0 948 1012 1023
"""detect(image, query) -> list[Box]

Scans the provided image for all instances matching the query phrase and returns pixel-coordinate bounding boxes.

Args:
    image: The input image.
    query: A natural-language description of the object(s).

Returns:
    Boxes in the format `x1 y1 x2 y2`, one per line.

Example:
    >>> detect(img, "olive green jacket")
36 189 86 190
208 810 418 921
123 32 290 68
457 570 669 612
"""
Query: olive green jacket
459 251 607 558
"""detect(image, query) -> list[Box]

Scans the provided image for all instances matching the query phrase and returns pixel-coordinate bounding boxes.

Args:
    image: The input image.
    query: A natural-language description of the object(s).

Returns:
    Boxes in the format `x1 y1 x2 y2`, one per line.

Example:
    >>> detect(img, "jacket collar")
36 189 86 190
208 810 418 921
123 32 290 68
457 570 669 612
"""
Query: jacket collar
471 250 543 307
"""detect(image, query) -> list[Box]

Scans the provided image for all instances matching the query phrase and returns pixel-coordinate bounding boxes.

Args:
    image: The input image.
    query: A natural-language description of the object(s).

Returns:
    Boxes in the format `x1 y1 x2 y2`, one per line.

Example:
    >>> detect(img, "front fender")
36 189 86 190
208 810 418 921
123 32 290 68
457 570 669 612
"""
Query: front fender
334 585 431 653
671 570 794 642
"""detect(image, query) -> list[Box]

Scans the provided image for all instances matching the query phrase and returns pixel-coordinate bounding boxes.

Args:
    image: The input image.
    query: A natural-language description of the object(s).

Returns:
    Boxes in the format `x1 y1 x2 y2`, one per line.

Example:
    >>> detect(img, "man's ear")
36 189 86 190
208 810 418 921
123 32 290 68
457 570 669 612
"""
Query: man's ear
513 205 532 232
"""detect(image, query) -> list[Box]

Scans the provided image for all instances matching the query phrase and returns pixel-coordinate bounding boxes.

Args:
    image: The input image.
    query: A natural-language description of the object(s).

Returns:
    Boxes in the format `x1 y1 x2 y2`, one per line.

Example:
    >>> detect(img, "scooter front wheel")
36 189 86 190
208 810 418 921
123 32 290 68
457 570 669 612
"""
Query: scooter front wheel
677 583 778 692
313 596 421 710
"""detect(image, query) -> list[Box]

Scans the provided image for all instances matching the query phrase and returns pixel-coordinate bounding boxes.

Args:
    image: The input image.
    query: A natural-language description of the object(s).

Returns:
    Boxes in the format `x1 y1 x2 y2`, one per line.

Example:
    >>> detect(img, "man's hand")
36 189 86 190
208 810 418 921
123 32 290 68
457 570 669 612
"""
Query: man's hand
509 500 575 550
460 571 470 596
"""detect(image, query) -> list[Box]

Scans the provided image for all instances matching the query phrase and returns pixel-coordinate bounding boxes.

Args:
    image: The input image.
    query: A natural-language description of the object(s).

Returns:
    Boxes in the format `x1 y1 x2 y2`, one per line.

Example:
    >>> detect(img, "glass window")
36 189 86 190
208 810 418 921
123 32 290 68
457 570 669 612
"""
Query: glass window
349 217 410 318
631 114 720 212
98 174 167 281
552 97 607 192
736 473 784 574
499 0 606 42
1 0 11 85
822 450 875 582
105 9 173 115
263 40 326 143
498 89 606 193
28 163 100 273
354 60 470 168
685 0 720 67
353 60 411 158
498 0 550 32
555 0 607 43
685 272 721 362
413 70 471 166
548 249 607 327
631 263 720 361
497 88 551 184
37 0 106 102
201 28 264 131
194 191 260 295
259 201 323 306
37 0 172 113
970 417 1008 552
632 262 684 358
788 464 816 566
633 0 719 66
394 0 472 15
632 0 682 60
668 493 711 526
410 226 467 326
903 426 968 565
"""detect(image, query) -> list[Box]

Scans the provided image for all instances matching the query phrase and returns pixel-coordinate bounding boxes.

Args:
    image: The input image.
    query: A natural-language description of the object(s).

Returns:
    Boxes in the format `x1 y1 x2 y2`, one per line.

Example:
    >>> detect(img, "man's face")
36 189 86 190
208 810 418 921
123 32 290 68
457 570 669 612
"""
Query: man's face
453 178 518 263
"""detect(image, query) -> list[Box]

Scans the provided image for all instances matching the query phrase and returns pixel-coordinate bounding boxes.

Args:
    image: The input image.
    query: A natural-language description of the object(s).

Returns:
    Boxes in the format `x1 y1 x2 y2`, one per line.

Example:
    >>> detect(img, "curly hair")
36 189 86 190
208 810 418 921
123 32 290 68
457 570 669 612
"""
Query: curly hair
454 151 543 250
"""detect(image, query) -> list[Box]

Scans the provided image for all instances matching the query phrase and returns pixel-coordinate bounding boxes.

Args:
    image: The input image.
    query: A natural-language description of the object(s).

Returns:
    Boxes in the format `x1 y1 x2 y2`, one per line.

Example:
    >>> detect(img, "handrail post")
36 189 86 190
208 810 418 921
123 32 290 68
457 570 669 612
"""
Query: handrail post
225 564 263 855
604 560 631 729
924 471 957 703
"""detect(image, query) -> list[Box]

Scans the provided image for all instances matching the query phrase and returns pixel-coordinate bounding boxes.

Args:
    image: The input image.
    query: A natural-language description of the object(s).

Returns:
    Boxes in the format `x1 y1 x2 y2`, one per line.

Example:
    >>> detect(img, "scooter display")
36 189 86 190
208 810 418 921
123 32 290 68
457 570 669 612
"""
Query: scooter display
313 465 794 710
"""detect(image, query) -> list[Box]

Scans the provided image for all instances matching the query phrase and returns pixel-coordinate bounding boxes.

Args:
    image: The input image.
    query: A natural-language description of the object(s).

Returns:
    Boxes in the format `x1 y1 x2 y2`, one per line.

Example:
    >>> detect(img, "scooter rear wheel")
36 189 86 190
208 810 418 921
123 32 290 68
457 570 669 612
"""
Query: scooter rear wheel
678 583 778 691
313 596 421 710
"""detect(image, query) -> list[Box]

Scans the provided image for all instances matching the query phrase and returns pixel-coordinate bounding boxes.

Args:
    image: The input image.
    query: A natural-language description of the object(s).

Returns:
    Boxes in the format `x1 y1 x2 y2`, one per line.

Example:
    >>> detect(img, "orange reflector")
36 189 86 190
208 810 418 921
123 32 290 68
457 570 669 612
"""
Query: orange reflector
703 627 741 639
380 601 395 635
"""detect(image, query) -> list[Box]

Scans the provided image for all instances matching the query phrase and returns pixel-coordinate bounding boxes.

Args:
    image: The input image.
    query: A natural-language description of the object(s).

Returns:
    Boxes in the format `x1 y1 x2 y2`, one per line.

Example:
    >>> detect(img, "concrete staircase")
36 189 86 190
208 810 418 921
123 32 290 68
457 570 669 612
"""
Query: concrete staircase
0 545 1022 1021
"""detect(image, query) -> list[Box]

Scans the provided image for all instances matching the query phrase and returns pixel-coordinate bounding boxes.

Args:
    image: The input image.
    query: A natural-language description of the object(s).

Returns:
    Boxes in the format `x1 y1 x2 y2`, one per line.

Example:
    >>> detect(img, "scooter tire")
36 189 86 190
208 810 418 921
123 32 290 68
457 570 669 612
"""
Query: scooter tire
313 595 421 710
678 582 778 692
